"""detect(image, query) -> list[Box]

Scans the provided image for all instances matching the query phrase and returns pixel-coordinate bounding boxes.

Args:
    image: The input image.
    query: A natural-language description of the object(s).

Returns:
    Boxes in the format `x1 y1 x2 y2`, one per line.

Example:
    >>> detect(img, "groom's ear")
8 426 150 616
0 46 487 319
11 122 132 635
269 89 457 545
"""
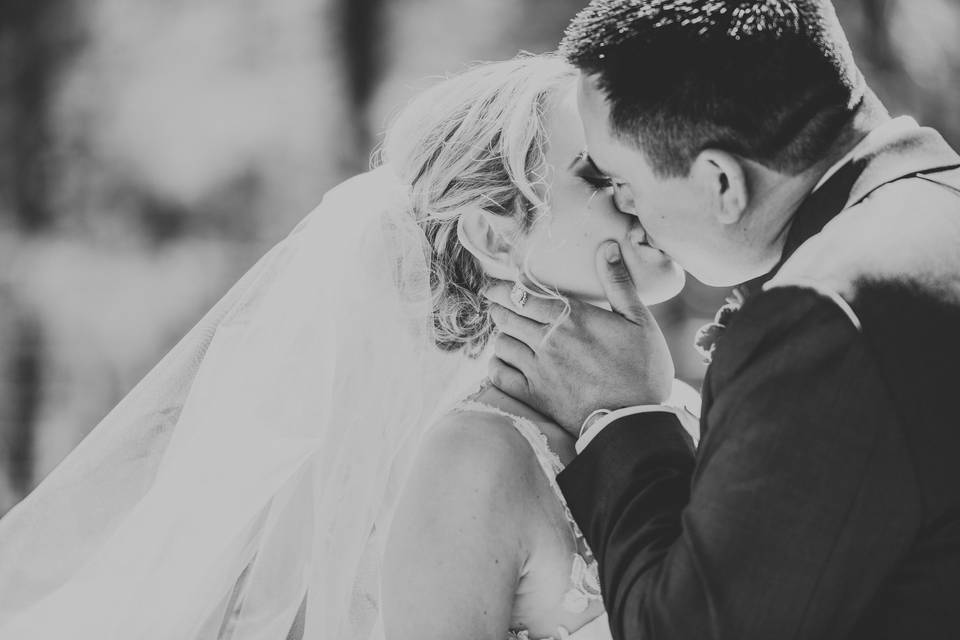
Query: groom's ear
691 149 749 225
456 207 517 280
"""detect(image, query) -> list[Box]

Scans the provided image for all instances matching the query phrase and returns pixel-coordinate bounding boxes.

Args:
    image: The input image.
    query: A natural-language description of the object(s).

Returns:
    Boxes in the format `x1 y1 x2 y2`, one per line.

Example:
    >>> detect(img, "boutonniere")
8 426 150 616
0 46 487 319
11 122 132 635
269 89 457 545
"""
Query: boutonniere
694 287 747 364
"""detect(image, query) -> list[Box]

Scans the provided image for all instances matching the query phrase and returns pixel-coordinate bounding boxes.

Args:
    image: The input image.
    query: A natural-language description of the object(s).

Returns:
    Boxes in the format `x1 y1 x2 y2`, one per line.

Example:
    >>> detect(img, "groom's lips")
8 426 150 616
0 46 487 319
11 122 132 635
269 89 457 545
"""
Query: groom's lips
626 222 673 264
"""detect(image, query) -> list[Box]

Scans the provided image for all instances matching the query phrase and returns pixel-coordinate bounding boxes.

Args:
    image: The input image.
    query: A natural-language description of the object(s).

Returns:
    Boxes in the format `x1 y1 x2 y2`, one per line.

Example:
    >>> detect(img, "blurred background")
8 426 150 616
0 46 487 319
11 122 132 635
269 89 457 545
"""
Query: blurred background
1 0 958 513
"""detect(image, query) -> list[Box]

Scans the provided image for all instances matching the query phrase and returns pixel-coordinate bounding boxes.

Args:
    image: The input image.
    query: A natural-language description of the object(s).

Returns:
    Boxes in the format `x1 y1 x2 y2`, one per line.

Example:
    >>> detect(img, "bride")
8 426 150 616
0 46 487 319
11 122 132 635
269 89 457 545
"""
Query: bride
0 54 689 640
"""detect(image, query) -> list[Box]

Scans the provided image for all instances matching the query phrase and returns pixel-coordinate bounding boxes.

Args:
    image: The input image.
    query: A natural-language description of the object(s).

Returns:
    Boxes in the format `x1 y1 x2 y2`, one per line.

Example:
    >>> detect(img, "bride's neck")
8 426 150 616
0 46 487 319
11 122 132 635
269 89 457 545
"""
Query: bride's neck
468 379 578 465
473 381 554 427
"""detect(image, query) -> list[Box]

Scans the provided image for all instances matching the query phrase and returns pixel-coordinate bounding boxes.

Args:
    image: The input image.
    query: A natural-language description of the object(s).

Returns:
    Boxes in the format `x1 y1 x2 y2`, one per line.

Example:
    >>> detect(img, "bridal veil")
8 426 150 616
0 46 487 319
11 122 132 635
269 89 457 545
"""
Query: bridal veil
0 166 485 639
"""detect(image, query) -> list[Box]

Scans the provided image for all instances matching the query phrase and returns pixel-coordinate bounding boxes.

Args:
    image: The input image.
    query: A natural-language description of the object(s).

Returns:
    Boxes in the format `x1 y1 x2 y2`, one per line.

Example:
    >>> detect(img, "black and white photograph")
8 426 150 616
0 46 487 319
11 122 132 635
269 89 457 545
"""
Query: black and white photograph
1 1 959 638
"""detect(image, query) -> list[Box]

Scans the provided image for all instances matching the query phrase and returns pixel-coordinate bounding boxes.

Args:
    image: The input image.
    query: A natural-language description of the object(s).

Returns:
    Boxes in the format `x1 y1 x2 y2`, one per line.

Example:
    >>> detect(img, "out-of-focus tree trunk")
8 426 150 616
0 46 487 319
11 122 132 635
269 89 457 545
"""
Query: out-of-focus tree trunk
0 0 82 232
0 286 39 515
338 0 386 165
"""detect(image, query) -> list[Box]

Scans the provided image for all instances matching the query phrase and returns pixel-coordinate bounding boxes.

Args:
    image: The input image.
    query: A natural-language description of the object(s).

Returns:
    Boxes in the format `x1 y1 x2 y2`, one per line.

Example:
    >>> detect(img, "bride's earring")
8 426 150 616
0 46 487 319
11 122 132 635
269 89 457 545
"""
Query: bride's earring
509 280 529 309
509 269 540 310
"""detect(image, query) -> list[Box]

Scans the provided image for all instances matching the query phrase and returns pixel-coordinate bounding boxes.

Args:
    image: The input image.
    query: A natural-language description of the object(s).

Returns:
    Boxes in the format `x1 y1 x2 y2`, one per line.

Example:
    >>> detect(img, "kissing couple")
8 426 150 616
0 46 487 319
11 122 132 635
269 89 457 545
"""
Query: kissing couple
1 1 959 639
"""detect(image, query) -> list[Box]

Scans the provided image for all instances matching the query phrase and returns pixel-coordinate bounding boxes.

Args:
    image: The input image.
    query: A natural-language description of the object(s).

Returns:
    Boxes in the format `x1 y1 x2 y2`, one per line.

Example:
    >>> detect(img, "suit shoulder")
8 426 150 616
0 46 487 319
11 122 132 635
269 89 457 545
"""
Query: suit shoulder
774 176 960 304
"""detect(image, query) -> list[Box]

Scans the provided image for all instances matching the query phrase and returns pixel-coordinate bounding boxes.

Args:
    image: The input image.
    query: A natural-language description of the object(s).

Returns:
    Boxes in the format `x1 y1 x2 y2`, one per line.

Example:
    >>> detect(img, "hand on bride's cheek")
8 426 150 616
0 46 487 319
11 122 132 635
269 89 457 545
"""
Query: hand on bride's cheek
518 84 685 306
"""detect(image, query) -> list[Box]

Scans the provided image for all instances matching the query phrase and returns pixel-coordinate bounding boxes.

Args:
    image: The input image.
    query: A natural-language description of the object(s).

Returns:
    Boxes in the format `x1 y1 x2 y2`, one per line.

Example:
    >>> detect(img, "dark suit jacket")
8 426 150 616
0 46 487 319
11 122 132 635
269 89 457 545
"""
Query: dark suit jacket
557 118 960 639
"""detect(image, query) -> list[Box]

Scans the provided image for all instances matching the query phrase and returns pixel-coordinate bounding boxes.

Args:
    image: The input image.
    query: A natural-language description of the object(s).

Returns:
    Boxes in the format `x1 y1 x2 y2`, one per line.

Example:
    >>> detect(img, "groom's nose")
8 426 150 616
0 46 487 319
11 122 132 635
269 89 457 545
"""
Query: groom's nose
627 221 648 246
612 183 637 215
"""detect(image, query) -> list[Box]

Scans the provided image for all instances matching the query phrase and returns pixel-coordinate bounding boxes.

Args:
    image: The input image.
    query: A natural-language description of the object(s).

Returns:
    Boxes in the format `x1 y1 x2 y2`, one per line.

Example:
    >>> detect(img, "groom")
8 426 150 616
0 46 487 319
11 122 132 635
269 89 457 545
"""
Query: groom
486 1 960 638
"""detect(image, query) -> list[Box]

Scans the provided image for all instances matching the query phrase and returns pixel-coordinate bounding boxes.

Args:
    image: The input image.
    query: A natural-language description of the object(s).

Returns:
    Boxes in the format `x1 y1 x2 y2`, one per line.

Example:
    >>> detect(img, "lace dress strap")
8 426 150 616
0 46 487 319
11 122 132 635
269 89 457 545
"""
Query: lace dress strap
454 400 565 484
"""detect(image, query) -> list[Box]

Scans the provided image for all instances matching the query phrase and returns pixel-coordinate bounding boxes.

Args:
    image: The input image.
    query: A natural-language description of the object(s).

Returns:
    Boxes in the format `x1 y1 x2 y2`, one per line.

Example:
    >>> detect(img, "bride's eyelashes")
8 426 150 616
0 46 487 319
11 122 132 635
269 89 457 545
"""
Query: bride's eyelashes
578 172 631 206
580 173 614 191
571 153 617 193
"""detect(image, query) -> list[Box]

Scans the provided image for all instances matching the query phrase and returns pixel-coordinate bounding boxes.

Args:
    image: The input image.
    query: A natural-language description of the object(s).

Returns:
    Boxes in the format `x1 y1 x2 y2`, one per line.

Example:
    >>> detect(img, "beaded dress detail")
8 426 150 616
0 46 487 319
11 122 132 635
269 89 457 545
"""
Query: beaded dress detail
451 399 610 640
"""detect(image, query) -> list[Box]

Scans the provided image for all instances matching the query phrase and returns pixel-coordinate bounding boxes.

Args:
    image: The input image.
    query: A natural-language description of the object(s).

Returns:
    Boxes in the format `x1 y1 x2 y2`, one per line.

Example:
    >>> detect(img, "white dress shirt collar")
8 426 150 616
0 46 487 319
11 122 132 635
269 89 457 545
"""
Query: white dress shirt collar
811 116 920 194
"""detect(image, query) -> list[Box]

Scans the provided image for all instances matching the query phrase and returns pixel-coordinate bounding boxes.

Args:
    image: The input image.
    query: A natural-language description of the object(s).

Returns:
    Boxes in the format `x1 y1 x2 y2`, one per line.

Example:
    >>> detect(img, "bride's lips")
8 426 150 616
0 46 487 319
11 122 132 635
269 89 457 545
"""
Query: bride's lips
628 223 650 247
628 223 659 250
625 222 672 264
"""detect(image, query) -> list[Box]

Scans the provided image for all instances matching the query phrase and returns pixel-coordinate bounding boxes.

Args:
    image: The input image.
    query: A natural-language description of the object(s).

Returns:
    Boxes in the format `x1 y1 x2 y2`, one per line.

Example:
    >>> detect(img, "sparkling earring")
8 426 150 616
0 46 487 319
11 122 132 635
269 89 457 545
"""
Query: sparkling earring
509 280 529 309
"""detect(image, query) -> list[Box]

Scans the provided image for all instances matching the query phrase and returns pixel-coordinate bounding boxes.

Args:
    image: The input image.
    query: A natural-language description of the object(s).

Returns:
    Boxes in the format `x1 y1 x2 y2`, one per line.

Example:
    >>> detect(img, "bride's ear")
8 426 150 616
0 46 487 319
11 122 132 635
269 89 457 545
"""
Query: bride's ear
692 149 749 225
456 208 517 280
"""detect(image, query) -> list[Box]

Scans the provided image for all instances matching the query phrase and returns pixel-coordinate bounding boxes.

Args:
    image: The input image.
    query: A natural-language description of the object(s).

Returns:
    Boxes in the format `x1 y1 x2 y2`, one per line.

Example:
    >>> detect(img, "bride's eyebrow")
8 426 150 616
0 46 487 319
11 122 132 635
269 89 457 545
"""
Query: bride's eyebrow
568 150 589 170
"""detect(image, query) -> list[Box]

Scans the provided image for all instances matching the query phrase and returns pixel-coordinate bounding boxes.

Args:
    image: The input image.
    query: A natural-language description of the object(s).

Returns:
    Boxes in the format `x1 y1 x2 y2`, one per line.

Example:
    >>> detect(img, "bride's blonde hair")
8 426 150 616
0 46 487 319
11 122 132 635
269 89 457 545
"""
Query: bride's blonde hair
378 54 575 356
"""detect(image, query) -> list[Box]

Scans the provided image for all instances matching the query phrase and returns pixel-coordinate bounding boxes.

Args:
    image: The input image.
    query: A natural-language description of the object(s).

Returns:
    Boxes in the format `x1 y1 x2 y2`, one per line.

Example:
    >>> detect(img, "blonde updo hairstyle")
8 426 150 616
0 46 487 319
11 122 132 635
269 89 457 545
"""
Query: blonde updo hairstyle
378 54 576 357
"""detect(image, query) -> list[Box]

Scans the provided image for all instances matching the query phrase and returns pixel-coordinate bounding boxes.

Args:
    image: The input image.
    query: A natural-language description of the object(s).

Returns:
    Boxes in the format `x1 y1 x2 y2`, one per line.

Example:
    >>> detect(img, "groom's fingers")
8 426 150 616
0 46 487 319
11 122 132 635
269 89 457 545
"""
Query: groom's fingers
596 241 656 326
492 333 535 370
488 303 546 349
488 357 531 402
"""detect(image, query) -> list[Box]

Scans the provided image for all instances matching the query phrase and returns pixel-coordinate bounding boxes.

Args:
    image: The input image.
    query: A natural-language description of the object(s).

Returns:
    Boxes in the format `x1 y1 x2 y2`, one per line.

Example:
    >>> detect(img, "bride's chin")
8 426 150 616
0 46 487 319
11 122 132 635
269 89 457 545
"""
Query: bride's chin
637 264 686 306
579 266 685 309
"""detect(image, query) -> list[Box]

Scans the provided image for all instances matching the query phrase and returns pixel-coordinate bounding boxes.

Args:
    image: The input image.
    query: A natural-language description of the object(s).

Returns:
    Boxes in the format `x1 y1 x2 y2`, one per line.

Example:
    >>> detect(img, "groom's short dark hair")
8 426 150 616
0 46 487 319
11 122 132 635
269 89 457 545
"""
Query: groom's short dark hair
561 0 866 177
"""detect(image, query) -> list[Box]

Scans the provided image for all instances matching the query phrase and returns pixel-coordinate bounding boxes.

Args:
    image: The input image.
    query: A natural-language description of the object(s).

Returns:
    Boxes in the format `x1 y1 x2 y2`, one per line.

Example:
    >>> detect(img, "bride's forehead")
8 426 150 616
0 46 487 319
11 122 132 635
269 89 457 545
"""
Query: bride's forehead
543 85 585 159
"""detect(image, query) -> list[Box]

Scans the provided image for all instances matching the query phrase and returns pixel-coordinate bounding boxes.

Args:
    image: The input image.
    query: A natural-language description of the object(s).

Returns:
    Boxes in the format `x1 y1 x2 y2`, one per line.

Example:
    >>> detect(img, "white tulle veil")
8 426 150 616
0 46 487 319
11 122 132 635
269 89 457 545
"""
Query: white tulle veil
0 166 486 639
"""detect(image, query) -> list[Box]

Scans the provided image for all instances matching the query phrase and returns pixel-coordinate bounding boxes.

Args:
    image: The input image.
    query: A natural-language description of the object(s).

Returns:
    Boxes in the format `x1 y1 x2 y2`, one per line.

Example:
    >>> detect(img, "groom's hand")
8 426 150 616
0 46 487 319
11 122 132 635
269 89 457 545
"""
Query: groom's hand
485 241 674 436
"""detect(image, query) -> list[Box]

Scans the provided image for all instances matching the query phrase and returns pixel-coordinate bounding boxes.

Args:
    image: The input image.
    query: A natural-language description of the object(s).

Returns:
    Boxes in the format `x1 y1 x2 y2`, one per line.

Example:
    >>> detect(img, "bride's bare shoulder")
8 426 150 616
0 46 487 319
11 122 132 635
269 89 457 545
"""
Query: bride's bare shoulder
388 407 554 547
381 409 553 637
411 408 547 500
384 408 548 585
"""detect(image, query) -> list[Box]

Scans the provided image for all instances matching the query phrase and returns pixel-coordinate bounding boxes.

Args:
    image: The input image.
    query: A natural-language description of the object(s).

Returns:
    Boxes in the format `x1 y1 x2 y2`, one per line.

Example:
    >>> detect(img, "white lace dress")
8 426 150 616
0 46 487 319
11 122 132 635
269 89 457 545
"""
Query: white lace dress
451 400 613 640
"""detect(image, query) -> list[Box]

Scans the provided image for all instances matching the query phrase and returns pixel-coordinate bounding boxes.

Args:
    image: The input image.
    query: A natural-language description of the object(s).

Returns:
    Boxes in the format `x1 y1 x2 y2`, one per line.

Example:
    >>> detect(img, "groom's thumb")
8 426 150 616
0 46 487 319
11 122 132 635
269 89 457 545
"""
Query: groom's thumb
596 241 654 325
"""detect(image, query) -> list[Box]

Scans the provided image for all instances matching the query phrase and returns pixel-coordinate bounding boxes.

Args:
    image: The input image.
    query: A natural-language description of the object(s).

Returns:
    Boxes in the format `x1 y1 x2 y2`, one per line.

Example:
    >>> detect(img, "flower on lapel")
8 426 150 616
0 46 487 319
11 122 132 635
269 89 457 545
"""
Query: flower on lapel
694 287 747 364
